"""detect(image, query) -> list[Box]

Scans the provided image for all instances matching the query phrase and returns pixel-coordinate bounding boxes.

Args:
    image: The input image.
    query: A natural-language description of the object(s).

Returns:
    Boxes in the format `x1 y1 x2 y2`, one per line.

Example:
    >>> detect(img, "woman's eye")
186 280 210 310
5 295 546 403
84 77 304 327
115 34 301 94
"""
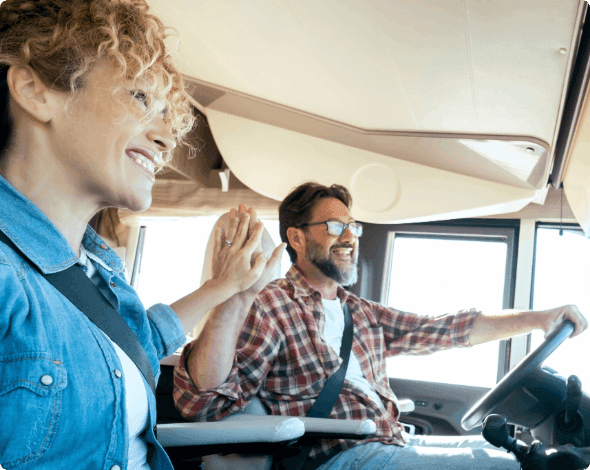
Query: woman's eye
132 91 149 107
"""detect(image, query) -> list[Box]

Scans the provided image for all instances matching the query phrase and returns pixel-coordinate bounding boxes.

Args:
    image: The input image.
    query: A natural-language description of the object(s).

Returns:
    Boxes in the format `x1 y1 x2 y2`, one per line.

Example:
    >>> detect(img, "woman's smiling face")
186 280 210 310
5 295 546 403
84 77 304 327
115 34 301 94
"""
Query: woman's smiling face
48 59 176 212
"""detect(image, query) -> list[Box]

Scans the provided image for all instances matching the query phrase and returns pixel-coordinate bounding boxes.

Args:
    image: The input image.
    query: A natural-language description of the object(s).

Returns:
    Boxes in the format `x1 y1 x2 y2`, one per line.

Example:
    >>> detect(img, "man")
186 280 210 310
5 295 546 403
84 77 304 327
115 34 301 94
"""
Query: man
174 182 588 470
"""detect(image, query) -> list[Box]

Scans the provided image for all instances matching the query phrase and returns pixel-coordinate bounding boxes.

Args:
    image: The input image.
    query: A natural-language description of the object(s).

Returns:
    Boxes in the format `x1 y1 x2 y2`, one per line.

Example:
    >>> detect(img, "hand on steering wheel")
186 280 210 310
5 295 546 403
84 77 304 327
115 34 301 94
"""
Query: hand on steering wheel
541 305 588 339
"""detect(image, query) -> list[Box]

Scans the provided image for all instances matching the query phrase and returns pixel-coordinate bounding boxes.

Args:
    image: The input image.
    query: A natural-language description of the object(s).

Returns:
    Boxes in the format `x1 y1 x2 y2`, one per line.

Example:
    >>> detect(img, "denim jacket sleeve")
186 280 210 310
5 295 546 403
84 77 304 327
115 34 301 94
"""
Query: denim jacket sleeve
146 303 186 360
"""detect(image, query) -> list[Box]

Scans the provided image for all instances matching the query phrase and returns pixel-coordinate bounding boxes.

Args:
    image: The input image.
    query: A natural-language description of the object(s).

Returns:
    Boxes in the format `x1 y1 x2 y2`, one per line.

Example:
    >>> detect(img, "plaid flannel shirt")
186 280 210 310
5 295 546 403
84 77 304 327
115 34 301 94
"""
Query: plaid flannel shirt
174 265 479 461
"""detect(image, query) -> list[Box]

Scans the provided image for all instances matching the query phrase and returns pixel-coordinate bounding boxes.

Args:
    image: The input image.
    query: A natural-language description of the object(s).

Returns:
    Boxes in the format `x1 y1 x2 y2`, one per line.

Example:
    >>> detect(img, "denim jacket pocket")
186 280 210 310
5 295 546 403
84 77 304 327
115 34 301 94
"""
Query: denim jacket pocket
0 354 67 469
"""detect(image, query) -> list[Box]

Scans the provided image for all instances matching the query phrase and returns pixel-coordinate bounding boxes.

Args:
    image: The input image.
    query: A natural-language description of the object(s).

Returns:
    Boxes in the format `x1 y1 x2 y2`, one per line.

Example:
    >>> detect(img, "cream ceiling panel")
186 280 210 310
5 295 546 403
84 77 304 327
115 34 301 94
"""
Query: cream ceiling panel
149 0 580 144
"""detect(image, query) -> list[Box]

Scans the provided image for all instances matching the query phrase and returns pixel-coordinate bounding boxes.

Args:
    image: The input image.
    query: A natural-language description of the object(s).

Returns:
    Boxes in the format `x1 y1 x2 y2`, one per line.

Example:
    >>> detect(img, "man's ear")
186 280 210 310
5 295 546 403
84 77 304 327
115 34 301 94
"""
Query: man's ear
6 65 62 123
286 227 305 260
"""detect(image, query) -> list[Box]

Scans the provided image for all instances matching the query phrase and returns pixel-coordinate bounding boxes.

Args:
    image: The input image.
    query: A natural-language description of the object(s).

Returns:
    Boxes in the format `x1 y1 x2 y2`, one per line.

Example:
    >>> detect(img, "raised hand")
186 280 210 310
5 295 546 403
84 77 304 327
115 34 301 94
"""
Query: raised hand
211 206 286 299
239 204 286 297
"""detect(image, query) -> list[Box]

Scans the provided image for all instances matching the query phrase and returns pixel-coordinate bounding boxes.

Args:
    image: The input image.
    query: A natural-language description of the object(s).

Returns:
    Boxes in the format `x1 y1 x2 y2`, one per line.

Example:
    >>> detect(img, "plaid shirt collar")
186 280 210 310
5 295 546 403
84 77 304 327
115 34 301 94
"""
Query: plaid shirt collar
286 264 351 304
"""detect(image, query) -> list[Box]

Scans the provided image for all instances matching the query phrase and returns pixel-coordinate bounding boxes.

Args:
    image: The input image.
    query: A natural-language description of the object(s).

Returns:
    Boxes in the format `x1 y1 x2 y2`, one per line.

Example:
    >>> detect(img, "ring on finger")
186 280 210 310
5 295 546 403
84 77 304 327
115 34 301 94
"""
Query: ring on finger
224 240 233 247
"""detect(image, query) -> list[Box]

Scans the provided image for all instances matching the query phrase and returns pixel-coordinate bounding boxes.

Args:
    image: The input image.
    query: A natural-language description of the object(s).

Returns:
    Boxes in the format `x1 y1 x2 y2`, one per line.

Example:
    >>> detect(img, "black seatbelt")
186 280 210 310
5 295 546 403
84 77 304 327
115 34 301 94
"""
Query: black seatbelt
0 230 156 396
279 302 353 470
308 302 353 418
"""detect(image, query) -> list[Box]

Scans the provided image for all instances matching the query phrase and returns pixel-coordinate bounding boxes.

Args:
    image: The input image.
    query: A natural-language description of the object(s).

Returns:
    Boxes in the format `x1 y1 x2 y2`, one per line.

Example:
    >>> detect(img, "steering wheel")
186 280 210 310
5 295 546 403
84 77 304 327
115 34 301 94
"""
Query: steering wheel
461 320 575 431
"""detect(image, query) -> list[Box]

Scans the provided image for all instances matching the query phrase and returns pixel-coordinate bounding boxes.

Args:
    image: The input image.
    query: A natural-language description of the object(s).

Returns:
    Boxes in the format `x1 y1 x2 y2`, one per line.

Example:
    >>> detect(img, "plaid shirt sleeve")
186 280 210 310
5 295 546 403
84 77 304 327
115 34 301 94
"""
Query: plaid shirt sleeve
369 300 480 357
173 296 282 422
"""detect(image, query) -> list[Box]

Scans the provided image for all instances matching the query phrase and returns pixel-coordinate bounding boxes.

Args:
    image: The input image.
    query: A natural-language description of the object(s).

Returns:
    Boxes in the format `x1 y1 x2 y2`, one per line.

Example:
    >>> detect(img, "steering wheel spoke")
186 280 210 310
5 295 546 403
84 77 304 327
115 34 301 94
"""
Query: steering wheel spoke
461 321 575 431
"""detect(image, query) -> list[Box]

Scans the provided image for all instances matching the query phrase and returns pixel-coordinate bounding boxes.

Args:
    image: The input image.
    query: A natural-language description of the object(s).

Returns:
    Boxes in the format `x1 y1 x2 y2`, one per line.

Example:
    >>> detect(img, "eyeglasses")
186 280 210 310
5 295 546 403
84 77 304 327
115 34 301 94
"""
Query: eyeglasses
299 220 363 237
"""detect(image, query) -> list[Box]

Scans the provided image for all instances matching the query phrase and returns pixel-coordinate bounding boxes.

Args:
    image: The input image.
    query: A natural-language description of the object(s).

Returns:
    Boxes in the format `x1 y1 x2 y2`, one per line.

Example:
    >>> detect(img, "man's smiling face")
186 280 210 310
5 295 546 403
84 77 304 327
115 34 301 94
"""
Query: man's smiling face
303 197 359 286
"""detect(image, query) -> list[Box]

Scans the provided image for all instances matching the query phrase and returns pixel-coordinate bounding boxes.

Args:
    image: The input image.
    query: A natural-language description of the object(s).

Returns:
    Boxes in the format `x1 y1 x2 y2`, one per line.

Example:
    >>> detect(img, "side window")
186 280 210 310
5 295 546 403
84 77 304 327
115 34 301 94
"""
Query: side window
380 224 517 388
530 224 590 386
134 216 220 310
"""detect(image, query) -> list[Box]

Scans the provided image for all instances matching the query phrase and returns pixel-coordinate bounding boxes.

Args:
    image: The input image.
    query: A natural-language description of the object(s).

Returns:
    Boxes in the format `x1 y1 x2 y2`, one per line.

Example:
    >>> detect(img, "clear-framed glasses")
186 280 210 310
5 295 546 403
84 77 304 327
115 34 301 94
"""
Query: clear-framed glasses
299 220 363 237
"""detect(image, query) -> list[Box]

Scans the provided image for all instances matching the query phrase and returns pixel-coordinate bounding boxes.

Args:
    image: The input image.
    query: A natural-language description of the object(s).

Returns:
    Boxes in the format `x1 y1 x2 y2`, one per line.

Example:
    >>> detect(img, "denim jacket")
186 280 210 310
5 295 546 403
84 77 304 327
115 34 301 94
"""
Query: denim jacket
0 175 186 470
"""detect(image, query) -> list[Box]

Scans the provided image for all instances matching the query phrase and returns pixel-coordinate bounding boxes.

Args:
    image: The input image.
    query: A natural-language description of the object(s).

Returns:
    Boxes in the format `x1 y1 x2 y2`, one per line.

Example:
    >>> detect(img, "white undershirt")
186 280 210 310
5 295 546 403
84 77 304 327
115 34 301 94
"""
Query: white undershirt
321 298 382 405
79 246 150 470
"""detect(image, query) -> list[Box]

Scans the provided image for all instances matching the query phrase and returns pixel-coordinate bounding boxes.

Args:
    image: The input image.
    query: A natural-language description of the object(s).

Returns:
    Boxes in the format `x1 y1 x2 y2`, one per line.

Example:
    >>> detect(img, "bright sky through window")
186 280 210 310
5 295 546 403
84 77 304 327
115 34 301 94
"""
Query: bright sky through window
386 236 507 388
531 227 590 387
136 216 220 309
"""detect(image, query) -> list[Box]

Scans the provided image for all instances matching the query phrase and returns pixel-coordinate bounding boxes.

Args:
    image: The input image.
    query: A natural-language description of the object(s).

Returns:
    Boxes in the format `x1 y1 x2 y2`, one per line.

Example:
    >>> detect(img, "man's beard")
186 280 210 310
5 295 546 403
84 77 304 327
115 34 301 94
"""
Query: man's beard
306 238 358 286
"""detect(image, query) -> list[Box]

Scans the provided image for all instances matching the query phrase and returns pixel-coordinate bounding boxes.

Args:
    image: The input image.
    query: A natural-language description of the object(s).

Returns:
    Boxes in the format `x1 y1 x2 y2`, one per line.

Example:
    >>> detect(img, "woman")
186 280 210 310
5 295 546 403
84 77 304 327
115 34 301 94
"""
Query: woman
0 1 285 469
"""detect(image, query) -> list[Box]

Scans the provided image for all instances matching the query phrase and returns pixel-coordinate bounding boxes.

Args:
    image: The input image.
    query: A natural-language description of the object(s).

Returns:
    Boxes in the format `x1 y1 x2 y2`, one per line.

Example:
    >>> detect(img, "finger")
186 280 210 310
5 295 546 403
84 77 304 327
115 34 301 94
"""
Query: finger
248 207 260 237
226 208 240 243
248 251 269 282
241 221 265 257
213 225 223 258
211 226 223 278
239 203 257 238
234 251 268 293
262 243 287 279
567 307 588 338
267 242 287 268
232 211 251 249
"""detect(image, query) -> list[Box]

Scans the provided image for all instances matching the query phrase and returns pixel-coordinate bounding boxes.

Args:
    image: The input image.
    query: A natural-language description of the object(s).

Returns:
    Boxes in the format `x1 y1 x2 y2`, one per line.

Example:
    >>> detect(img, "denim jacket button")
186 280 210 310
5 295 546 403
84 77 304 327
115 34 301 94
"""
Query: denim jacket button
100 243 109 250
40 375 53 386
111 466 121 470
110 281 117 288
114 369 122 379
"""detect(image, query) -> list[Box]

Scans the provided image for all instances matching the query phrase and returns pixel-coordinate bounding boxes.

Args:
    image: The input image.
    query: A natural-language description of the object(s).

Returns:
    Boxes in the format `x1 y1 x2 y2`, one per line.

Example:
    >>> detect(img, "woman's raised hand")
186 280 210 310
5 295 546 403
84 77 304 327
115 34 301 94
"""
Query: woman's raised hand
211 206 285 298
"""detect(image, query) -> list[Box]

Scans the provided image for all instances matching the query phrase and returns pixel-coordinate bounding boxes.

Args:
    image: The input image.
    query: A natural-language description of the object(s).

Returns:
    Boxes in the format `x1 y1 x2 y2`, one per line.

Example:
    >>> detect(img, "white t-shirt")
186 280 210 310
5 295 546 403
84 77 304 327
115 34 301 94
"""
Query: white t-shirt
79 246 150 470
321 298 382 405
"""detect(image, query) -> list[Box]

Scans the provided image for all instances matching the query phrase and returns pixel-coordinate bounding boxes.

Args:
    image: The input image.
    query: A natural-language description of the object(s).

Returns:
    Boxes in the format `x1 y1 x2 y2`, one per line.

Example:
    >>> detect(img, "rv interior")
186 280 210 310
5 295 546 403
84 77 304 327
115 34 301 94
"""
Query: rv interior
89 0 590 468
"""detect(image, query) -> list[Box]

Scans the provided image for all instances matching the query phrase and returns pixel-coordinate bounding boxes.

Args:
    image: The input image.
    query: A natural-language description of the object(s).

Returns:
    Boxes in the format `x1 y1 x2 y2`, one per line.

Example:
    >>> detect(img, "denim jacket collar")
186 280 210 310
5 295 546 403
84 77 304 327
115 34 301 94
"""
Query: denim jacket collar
0 174 123 274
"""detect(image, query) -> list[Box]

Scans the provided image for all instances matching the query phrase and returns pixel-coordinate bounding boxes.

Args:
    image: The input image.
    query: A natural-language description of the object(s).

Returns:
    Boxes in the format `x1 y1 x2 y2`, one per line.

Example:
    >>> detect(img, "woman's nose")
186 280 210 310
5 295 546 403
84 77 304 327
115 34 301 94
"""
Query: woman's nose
147 118 177 152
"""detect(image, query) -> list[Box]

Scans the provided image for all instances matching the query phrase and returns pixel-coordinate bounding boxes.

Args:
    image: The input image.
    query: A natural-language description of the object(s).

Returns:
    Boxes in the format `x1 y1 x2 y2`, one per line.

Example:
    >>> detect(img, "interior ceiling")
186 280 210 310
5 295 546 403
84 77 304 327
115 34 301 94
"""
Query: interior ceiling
148 0 585 224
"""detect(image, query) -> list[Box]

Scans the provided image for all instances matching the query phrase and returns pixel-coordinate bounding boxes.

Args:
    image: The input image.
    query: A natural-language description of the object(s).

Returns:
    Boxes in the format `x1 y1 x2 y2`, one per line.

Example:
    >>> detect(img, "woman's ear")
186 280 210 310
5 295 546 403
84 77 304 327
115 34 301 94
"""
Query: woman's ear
6 65 62 123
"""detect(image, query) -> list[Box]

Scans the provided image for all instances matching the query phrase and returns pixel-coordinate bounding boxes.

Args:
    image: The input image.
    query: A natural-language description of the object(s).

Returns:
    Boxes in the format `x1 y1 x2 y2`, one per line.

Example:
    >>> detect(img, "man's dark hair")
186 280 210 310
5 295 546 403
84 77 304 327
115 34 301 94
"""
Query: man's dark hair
279 181 352 264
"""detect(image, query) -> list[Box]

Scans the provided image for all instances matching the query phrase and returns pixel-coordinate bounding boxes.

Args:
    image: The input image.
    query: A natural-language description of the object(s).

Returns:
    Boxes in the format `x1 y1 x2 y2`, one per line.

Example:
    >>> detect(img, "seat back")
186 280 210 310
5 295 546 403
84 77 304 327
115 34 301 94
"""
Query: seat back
156 364 186 424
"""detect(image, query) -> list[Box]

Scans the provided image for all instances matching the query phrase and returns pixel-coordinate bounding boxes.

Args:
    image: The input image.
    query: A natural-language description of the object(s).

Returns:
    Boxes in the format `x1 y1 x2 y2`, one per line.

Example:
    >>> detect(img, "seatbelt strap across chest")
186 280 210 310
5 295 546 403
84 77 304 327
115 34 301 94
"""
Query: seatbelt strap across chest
280 301 353 470
307 301 353 418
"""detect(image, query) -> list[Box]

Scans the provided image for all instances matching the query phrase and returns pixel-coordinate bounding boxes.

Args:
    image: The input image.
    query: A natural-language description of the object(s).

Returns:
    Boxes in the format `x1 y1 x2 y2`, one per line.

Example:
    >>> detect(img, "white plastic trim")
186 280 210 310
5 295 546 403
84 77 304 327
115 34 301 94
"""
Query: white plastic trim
156 415 305 447
297 417 376 436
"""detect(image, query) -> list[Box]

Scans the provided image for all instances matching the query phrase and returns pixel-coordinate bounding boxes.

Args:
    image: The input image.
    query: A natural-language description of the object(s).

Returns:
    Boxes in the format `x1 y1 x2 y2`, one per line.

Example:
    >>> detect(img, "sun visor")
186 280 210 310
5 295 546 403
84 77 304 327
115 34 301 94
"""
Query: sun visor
206 107 547 224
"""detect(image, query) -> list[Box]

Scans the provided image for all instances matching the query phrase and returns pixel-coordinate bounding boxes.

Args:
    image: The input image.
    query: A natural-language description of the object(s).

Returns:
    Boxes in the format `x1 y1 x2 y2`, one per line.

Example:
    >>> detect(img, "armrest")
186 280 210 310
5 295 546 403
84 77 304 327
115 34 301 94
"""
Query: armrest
398 398 415 413
157 415 305 447
297 417 376 440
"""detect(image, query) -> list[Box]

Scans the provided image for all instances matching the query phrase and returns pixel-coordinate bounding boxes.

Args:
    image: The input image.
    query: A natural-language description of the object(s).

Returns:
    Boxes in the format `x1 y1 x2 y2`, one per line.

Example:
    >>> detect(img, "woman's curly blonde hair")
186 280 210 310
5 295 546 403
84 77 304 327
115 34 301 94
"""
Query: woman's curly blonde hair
0 0 195 159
